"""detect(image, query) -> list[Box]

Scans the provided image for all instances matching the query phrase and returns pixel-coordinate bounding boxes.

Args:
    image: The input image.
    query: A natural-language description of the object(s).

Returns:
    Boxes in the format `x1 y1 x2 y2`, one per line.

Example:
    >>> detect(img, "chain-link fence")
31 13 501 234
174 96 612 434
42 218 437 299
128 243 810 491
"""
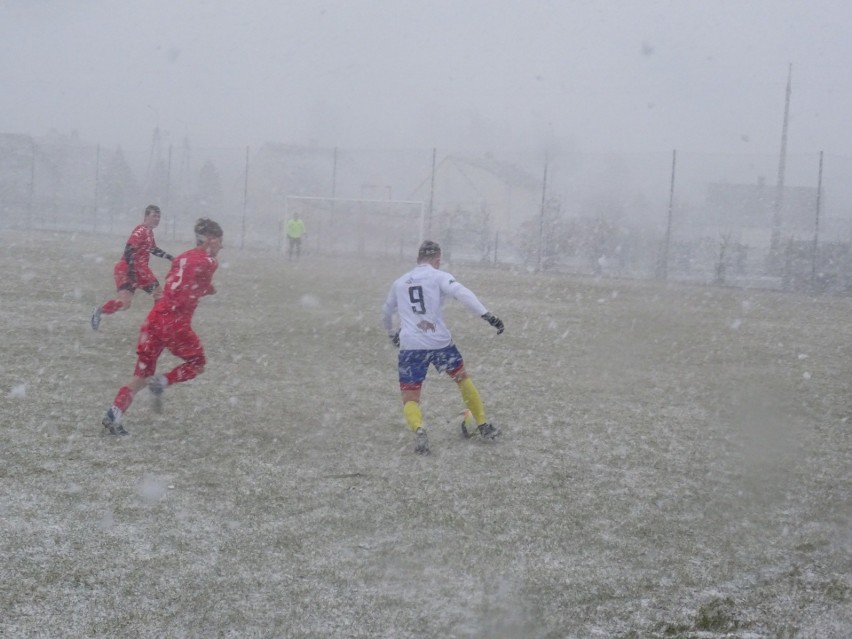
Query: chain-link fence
2 131 851 292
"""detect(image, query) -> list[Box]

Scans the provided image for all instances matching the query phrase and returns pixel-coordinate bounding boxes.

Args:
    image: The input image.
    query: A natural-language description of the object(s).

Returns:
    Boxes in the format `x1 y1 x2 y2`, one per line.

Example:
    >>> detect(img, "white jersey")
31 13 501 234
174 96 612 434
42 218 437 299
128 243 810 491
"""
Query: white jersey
382 263 488 350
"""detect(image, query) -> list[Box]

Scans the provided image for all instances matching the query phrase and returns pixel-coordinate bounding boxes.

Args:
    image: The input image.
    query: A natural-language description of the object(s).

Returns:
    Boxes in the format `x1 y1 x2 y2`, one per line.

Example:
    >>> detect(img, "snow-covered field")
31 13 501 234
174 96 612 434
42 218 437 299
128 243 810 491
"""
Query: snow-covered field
2 229 850 638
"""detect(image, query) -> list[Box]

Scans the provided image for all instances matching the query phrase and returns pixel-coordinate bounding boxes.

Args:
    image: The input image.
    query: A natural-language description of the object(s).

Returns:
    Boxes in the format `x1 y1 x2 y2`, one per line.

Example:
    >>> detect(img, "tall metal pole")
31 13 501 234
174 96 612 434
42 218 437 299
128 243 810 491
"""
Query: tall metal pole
771 63 792 266
323 146 338 256
241 145 249 249
427 147 436 238
811 151 824 289
28 139 36 230
537 154 549 273
659 149 677 280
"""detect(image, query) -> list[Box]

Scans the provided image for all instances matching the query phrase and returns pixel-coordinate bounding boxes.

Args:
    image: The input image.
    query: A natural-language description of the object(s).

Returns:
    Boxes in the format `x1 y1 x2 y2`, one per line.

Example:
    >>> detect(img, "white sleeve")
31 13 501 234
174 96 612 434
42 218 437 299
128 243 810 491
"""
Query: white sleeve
446 278 487 316
381 285 397 334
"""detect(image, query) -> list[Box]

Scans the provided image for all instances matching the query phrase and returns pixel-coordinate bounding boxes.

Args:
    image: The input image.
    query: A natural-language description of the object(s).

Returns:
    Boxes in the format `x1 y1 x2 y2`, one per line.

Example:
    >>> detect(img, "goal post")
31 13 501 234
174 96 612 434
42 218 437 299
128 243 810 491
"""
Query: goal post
282 195 425 259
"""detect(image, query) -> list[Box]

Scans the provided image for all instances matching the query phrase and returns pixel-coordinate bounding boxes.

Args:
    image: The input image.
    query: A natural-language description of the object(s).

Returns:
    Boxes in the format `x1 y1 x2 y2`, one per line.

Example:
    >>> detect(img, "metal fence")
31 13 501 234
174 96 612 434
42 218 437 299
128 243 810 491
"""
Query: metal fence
2 132 851 292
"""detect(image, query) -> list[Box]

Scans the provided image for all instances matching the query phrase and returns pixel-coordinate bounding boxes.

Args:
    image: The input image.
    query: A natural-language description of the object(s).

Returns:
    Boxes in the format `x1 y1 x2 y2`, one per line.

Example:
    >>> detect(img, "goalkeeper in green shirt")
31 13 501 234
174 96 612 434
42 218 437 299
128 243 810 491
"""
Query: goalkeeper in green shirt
286 215 306 261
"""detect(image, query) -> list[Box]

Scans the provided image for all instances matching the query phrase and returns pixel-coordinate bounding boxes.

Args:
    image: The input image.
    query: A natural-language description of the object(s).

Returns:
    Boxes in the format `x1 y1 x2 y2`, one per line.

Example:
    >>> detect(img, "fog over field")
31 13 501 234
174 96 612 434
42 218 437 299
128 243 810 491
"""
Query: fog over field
2 1 851 155
1 230 850 637
2 2 851 637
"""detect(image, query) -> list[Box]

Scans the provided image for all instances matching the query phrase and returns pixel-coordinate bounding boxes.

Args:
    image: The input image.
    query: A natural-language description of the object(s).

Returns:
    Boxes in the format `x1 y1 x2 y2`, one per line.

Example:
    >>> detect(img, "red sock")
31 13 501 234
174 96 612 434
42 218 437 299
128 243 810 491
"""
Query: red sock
101 299 124 314
166 364 197 384
112 386 134 412
166 355 205 385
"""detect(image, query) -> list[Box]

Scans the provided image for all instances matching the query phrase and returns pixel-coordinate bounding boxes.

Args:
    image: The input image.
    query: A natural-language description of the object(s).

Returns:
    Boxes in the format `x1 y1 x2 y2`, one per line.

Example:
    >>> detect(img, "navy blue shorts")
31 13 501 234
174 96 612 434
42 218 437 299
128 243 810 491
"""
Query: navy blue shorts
398 344 465 390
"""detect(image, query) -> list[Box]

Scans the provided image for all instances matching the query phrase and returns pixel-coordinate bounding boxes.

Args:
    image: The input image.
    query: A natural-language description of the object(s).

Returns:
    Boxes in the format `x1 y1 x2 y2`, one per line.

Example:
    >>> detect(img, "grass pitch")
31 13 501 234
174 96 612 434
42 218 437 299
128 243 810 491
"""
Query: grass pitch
1 230 850 638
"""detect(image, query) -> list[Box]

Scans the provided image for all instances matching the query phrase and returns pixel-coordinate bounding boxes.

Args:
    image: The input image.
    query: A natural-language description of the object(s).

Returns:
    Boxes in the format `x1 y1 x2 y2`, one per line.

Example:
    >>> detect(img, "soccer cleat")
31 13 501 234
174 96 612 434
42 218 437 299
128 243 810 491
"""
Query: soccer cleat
90 306 103 331
476 422 501 440
148 374 167 413
102 406 128 435
414 427 430 455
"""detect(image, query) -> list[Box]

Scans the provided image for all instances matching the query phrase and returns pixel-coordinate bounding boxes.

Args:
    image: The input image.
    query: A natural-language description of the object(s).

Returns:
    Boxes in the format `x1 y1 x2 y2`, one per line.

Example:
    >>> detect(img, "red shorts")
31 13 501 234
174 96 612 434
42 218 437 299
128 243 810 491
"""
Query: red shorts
134 311 204 378
113 260 135 292
113 260 156 292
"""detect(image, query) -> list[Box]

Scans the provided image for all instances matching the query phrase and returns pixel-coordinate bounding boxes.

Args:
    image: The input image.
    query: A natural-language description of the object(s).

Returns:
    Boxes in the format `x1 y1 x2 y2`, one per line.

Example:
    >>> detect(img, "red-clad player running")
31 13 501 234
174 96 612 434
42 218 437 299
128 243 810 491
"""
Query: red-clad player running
101 218 224 435
91 204 173 331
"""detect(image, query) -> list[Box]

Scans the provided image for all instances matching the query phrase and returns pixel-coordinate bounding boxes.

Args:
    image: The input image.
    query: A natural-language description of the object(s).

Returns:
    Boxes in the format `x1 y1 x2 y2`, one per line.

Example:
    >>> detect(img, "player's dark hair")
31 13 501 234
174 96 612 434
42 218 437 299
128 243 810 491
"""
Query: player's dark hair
194 218 223 244
418 240 441 261
145 204 161 216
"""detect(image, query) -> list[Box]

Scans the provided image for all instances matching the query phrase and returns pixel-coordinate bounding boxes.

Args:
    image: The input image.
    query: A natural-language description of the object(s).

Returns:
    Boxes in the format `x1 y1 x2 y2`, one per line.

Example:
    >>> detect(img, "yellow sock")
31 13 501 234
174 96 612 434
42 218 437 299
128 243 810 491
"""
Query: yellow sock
458 378 486 425
403 401 423 433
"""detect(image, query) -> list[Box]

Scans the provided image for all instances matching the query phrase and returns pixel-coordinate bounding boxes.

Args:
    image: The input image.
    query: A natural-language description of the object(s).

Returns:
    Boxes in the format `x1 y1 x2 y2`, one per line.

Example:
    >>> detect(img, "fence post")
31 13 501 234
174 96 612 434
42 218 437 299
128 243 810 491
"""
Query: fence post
810 150 824 290
658 149 677 280
28 139 36 230
537 154 549 272
93 144 100 233
241 145 249 249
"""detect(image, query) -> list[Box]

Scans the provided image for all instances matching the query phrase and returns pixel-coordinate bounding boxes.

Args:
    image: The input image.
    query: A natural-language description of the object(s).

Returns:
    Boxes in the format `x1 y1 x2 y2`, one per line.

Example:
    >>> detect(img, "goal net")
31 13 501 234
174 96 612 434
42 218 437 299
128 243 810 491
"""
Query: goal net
282 195 425 259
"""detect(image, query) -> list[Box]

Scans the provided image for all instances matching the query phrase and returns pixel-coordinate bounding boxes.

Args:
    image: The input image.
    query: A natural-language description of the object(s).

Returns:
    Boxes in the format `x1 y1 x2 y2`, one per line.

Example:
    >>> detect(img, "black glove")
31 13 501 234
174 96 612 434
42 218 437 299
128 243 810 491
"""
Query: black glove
390 330 400 348
142 280 160 294
482 312 504 334
165 253 174 261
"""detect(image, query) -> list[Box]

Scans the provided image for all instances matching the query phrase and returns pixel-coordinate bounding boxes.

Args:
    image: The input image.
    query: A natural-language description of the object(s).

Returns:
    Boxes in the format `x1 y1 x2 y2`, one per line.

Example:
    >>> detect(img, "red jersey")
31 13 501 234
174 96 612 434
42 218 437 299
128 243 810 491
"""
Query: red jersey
152 247 218 319
115 223 160 290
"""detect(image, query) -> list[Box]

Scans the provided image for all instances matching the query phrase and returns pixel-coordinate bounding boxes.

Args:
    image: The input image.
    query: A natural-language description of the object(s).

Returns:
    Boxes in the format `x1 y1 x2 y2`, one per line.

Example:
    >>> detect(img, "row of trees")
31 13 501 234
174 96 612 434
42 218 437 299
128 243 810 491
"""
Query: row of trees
0 132 228 235
5 131 849 292
94 146 227 235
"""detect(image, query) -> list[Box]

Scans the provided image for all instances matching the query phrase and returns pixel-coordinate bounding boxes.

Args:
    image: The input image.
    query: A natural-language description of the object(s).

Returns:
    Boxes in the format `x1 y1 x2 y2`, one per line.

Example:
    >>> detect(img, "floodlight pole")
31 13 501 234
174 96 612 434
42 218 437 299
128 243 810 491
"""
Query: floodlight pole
770 64 792 267
427 147 436 238
659 149 677 280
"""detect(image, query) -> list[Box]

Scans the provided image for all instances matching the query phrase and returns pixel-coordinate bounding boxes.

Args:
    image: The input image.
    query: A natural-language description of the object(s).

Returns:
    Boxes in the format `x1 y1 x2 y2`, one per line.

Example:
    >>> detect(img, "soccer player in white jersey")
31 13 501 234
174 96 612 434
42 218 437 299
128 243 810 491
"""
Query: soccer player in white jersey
381 240 505 455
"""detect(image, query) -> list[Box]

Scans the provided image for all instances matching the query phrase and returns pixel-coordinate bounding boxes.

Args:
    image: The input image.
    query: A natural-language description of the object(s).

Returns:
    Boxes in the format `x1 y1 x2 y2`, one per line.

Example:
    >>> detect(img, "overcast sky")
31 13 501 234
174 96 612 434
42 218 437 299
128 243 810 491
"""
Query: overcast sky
1 0 849 157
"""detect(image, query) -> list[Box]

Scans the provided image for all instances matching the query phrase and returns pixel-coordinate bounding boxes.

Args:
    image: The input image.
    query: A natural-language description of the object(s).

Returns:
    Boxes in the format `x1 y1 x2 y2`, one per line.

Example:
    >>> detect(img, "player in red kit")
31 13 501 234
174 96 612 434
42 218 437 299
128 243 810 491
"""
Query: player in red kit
91 204 173 331
101 218 223 435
